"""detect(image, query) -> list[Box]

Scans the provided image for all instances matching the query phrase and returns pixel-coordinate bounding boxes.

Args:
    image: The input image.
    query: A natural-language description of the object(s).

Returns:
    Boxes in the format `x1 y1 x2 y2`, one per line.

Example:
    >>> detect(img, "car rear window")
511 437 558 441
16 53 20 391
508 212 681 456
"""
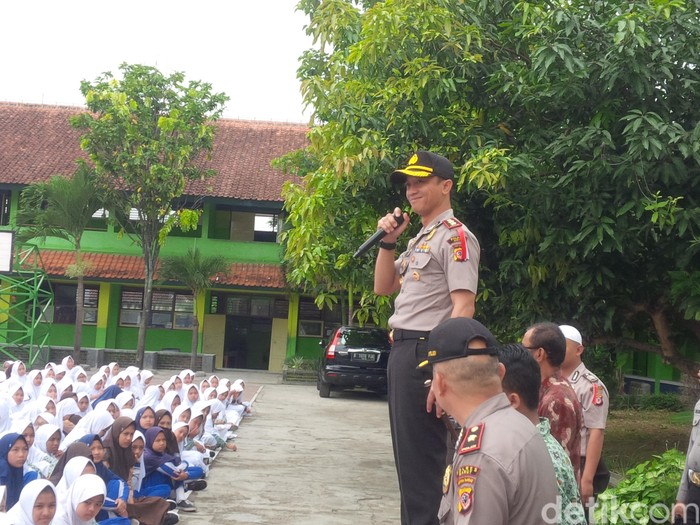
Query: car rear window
341 329 390 349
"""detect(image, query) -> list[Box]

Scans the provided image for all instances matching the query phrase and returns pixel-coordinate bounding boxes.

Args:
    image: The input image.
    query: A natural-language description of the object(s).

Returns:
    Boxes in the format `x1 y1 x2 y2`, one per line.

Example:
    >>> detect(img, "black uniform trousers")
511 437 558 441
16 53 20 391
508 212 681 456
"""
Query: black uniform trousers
676 483 700 524
388 334 447 525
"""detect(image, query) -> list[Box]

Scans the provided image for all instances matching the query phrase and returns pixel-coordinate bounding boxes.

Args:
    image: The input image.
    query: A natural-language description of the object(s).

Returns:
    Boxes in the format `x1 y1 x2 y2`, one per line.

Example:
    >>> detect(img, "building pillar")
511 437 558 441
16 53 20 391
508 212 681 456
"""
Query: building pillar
95 282 111 348
286 293 299 359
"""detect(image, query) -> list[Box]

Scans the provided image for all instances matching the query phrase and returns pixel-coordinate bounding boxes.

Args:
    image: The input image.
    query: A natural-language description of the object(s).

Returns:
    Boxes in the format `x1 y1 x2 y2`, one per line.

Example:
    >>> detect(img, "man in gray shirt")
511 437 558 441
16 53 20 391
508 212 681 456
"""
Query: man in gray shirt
420 317 558 525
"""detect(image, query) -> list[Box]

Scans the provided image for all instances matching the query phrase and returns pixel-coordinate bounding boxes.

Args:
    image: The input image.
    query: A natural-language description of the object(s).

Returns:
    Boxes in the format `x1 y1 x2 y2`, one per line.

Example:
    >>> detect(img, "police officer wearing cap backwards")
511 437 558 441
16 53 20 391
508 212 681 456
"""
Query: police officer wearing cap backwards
374 151 480 525
421 317 558 525
674 371 700 524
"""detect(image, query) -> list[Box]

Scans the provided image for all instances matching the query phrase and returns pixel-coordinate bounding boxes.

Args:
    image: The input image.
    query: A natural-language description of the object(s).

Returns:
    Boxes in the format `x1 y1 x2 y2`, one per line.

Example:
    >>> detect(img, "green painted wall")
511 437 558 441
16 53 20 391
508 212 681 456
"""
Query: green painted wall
114 326 191 353
296 337 324 361
48 324 98 347
21 203 283 264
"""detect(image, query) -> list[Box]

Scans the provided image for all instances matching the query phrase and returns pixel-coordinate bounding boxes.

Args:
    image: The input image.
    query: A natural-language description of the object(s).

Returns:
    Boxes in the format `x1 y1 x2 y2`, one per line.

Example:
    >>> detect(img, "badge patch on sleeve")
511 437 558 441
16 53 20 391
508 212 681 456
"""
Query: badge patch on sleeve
458 486 474 514
455 465 479 514
458 423 484 455
446 228 468 261
593 384 604 406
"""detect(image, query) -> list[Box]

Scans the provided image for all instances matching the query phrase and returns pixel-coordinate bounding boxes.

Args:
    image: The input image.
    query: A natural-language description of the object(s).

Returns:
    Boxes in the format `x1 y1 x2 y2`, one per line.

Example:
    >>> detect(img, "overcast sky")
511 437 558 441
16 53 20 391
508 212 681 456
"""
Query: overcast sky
0 0 314 123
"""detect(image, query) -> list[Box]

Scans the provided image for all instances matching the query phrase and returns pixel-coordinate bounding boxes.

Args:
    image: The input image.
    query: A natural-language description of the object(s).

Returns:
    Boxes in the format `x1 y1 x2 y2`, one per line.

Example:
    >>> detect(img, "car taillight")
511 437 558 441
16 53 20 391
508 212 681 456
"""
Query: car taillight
326 331 341 359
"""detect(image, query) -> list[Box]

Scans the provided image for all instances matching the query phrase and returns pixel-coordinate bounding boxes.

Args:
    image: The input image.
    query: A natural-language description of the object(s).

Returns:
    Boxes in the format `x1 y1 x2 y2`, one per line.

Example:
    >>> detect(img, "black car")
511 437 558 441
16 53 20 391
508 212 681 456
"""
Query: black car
317 325 391 398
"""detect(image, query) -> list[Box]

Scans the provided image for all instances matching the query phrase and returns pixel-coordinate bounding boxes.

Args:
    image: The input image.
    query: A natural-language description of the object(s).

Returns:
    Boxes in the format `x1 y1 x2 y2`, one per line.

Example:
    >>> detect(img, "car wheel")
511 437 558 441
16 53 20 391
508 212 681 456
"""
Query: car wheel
319 380 331 398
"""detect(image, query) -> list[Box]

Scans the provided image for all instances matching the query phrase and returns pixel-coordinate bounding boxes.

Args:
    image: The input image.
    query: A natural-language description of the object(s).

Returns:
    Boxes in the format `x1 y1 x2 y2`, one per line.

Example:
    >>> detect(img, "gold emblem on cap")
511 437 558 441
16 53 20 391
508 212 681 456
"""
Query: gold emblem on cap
408 154 418 165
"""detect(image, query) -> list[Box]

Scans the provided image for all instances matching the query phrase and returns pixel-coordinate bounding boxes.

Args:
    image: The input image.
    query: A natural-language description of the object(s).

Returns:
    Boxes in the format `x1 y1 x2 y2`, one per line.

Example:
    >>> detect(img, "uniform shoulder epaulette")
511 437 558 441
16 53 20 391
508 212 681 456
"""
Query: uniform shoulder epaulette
583 371 600 383
442 218 469 261
458 423 484 455
442 217 463 229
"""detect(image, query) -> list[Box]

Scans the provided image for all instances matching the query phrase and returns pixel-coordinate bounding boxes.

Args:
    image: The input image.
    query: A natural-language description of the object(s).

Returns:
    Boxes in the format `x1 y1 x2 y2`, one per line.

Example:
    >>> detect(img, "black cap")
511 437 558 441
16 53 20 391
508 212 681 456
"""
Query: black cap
390 151 455 184
417 318 499 368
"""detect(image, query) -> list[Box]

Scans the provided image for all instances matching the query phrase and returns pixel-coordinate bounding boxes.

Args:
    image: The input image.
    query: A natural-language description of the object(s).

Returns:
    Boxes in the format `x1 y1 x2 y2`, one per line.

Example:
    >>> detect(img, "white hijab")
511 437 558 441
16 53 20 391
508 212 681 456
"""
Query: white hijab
136 385 161 411
59 410 113 452
55 456 96 508
55 399 80 435
34 423 61 455
53 473 105 525
4 478 56 525
131 430 146 491
24 369 43 401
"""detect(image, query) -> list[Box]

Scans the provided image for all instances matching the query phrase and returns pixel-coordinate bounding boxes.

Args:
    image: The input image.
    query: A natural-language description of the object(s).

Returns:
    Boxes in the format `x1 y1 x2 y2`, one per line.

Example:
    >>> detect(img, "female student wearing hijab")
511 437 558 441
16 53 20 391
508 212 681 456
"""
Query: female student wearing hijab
133 407 156 435
59 410 113 452
54 456 96 512
24 370 43 402
77 435 129 525
156 391 180 414
142 427 196 513
52 474 107 525
32 423 62 478
0 433 30 510
49 442 92 486
102 417 176 525
154 411 179 456
10 420 40 483
55 399 80 436
4 478 57 525
134 386 160 412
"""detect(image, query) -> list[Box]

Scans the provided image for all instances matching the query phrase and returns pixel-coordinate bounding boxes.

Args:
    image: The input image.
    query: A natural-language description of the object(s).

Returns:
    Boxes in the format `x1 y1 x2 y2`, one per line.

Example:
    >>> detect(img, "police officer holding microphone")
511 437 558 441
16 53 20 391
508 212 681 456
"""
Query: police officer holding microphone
373 151 480 525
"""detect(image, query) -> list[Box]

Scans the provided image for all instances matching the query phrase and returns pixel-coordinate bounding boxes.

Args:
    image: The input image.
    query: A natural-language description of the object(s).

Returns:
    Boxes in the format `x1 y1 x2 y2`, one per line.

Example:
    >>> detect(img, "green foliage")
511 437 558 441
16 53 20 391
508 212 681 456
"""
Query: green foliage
158 246 230 369
158 247 230 295
284 355 320 371
612 393 686 412
594 449 685 524
284 0 700 374
72 63 228 255
583 345 621 398
17 161 104 248
17 162 107 353
72 63 228 364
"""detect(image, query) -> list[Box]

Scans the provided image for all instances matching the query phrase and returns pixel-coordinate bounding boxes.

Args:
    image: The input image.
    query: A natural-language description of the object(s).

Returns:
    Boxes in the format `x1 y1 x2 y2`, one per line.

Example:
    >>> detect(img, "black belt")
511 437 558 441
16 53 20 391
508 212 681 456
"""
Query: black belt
392 329 430 341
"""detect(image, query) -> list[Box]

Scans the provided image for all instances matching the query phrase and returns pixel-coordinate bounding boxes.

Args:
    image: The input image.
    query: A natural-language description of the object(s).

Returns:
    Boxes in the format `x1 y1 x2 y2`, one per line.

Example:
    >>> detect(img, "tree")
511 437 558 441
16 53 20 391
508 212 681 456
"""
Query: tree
16 162 104 355
158 247 229 370
72 63 228 368
284 0 700 374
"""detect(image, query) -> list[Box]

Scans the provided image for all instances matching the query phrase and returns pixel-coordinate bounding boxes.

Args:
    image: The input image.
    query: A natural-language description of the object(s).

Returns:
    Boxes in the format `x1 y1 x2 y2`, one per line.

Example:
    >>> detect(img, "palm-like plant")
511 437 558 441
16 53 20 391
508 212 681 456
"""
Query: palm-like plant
158 247 230 370
17 162 104 354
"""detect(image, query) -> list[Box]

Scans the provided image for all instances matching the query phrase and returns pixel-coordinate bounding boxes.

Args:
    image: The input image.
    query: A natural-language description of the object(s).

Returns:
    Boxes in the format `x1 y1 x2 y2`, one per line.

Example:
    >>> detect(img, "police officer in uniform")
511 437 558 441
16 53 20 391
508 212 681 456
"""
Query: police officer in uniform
559 324 610 510
420 317 558 525
375 151 480 525
674 372 700 524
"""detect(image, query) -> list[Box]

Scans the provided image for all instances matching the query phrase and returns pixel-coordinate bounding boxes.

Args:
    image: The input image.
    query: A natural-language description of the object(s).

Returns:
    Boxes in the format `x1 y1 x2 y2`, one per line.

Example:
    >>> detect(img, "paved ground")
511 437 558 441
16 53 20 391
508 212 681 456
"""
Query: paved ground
160 369 400 525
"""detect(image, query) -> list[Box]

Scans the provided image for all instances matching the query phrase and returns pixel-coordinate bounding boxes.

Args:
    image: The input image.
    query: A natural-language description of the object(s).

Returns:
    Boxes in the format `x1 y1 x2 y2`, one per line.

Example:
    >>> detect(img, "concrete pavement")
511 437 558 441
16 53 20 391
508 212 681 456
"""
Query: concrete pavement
174 370 401 525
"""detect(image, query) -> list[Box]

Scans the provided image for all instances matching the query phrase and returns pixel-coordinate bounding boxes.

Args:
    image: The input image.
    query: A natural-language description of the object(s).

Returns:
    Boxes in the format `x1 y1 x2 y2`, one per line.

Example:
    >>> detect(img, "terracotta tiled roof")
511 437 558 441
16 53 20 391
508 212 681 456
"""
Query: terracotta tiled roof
0 102 308 202
30 250 287 289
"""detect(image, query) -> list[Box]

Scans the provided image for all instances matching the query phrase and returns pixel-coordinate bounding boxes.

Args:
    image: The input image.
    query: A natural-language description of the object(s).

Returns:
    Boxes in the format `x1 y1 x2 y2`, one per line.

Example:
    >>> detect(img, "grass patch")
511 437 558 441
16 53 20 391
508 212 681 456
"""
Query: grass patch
605 409 691 474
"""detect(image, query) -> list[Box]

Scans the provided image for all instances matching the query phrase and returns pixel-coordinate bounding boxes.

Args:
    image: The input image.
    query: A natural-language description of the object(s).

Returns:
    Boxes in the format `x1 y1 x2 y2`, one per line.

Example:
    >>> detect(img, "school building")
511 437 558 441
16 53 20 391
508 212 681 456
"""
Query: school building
0 102 339 371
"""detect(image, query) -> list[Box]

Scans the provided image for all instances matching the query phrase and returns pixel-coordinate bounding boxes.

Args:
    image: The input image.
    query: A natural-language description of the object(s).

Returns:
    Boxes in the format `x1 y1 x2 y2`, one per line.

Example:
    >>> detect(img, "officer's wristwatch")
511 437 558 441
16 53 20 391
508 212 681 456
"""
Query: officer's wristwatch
379 240 397 250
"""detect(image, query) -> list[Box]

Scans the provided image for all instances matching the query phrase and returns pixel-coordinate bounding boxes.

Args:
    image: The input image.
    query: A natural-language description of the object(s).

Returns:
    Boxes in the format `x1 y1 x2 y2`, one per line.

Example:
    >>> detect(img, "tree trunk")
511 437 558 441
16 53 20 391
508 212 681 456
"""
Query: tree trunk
190 311 199 371
347 287 354 325
73 242 84 356
136 245 156 369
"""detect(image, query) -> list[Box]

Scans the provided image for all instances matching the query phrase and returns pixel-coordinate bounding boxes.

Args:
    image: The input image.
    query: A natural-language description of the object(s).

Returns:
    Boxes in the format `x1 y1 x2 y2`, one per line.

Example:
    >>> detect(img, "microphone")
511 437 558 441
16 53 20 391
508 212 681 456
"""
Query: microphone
353 212 405 258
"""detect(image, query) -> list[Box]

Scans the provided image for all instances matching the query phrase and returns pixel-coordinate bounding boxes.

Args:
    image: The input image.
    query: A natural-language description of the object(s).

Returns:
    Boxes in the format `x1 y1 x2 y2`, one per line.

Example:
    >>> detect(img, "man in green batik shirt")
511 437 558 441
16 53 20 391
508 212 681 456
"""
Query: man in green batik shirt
499 344 587 525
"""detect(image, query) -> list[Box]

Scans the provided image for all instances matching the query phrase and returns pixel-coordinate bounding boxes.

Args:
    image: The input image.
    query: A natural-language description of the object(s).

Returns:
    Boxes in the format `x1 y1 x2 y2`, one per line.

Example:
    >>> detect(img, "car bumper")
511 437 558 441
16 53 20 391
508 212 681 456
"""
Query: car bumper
322 366 387 390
